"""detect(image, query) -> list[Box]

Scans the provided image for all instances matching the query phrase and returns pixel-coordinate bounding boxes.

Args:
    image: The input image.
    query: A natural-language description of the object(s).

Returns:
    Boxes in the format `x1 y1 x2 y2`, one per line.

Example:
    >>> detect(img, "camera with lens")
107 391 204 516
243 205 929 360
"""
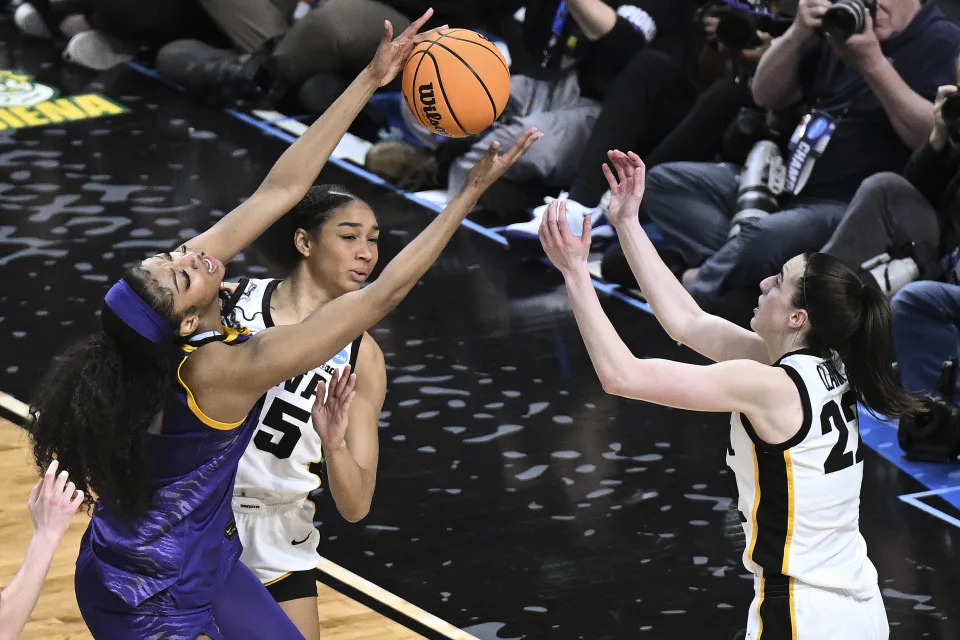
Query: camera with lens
939 91 960 146
819 0 877 43
729 139 787 238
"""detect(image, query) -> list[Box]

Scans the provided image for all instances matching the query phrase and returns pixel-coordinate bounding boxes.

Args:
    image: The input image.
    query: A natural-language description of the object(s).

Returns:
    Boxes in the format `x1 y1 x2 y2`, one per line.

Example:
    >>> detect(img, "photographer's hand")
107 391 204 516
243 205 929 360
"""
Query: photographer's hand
930 85 958 152
831 12 884 73
702 4 731 43
793 0 832 39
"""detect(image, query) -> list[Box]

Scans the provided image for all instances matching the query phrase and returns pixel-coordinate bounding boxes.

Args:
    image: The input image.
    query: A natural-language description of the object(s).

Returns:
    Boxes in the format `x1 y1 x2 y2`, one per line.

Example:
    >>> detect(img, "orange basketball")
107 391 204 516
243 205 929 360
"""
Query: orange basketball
402 29 511 138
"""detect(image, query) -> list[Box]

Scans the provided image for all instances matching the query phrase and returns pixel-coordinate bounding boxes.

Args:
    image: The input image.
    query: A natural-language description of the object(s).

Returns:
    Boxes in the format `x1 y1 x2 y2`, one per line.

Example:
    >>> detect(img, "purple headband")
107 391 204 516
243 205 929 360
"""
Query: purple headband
104 278 176 344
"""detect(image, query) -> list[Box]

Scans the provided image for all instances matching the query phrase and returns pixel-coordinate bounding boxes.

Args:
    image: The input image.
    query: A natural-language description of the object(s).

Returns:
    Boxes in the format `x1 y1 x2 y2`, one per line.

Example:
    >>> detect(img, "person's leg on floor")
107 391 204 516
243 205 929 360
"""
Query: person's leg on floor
892 280 960 396
566 49 700 208
271 0 411 83
641 161 740 269
688 200 848 311
822 172 941 270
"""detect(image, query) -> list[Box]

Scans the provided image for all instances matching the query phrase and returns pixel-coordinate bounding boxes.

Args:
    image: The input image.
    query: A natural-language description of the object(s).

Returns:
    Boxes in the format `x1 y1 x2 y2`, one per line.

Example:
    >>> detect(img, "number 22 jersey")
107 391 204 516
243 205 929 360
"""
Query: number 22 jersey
726 349 879 599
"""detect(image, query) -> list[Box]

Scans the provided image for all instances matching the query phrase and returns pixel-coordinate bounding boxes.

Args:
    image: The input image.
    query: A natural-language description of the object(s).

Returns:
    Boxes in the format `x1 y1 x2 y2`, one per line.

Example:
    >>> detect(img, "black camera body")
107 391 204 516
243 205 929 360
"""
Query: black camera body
819 0 878 42
899 359 960 463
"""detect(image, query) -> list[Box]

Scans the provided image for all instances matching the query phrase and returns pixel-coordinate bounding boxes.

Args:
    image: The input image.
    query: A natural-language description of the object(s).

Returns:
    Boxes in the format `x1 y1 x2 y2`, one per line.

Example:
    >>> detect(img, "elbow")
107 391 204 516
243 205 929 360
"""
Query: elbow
598 369 629 398
338 501 371 523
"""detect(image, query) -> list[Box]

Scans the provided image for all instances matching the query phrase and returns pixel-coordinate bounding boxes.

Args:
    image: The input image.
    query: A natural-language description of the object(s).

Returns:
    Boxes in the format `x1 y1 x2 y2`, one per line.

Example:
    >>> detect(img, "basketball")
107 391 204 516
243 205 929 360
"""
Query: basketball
402 29 511 138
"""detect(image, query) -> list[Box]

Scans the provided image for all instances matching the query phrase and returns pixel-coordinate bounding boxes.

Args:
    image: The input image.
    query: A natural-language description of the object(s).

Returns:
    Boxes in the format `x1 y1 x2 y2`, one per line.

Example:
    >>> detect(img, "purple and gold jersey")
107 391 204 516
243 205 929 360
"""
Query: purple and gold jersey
80 327 262 609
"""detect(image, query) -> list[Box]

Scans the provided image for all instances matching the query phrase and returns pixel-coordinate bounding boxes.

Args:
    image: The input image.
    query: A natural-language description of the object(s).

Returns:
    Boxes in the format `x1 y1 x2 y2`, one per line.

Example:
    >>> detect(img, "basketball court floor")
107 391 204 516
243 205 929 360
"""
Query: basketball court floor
1 15 959 640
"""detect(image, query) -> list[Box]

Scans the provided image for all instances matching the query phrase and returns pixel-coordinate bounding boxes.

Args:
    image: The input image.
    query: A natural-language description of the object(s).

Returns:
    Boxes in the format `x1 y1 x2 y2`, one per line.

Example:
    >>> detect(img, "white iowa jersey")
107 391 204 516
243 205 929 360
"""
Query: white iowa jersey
225 278 362 502
726 349 878 599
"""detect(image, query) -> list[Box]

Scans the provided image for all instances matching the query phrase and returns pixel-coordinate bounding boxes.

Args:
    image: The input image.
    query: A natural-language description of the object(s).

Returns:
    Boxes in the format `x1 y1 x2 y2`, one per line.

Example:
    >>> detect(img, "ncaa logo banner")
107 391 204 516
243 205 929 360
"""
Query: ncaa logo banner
0 70 128 130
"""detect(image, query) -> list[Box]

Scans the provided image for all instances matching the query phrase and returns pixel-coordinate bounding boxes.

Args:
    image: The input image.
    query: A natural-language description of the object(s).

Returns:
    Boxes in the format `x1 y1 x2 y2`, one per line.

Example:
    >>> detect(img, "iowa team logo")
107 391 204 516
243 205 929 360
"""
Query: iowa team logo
0 70 128 131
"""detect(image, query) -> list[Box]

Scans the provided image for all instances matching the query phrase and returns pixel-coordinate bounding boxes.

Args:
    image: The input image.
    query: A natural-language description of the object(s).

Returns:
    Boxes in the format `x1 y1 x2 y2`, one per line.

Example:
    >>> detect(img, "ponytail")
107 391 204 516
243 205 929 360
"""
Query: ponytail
844 285 923 417
797 253 923 418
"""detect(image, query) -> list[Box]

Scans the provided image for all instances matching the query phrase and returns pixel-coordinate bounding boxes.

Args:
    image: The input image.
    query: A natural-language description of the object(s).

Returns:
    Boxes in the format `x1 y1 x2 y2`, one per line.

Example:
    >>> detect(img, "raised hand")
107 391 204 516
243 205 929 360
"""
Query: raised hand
464 127 543 193
312 366 358 452
367 9 444 88
602 150 646 227
29 459 83 542
539 200 592 276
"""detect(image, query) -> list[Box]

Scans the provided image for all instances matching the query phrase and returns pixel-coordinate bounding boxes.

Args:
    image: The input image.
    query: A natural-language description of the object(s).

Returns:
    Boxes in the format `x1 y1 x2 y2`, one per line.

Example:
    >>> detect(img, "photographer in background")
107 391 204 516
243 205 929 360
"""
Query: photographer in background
822 68 960 295
504 0 785 247
638 0 960 321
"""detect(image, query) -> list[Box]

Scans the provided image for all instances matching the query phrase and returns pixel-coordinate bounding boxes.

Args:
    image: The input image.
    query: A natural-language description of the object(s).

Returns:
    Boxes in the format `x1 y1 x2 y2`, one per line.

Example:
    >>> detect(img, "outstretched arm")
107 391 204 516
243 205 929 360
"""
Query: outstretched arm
539 205 778 415
603 151 768 363
190 130 543 422
0 461 82 640
183 10 438 264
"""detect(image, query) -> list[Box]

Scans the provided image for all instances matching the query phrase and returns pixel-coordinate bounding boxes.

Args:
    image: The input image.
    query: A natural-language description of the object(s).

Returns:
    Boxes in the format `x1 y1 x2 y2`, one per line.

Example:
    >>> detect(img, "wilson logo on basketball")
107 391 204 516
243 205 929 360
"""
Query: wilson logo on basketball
417 83 448 135
401 28 511 139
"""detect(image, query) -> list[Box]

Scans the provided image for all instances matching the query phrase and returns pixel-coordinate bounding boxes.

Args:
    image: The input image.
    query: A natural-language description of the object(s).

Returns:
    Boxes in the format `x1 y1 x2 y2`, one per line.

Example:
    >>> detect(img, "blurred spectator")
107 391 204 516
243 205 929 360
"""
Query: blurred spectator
892 281 960 397
504 0 795 254
13 0 230 71
155 0 515 121
639 0 960 317
367 0 701 210
823 69 960 295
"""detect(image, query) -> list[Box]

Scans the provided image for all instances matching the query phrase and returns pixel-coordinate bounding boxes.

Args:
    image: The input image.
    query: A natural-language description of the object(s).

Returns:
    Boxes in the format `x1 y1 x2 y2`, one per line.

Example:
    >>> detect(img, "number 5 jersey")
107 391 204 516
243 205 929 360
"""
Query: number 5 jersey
223 277 362 584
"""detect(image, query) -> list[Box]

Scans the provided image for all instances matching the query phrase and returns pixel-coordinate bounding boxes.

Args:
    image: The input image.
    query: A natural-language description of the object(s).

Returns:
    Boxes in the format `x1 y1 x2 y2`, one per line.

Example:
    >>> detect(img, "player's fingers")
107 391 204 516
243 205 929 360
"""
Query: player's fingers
405 7 434 35
581 215 592 249
29 479 41 506
71 489 84 510
380 20 394 47
551 200 568 241
336 365 353 396
601 162 618 190
64 481 76 502
54 469 69 495
313 380 328 409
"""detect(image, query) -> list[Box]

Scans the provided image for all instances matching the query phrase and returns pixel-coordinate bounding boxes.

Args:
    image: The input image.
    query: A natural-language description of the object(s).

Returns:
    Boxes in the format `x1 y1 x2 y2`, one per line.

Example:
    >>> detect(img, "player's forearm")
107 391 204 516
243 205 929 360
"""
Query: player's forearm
324 445 376 523
613 218 704 343
364 184 479 307
261 69 378 195
566 0 618 40
562 266 639 396
0 533 60 640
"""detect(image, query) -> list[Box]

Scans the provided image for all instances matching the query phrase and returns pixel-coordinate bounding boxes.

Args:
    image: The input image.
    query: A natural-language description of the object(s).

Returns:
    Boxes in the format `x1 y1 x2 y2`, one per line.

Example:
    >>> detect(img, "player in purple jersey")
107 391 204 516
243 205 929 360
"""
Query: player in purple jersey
28 9 543 638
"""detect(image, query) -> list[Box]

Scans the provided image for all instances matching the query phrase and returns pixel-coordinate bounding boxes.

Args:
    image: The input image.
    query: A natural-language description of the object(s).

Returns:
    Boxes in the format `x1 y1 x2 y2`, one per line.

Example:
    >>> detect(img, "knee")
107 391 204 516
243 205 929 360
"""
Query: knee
860 171 914 198
891 280 944 320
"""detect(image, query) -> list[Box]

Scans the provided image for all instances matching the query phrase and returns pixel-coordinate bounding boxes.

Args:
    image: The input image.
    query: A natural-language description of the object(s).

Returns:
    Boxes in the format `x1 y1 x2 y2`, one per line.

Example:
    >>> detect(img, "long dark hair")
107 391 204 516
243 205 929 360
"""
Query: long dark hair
794 252 922 417
257 184 369 272
30 263 191 521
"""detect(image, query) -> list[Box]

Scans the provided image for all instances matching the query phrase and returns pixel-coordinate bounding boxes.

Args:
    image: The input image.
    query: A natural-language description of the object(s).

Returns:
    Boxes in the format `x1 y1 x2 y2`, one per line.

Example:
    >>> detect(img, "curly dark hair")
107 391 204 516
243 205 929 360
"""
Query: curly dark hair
30 262 192 522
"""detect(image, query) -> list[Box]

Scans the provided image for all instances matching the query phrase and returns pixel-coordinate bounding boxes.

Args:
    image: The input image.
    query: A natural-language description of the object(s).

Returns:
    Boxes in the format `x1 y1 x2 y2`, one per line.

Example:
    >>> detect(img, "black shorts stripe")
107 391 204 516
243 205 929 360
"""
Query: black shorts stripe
751 448 790 573
758 575 795 639
265 568 319 603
